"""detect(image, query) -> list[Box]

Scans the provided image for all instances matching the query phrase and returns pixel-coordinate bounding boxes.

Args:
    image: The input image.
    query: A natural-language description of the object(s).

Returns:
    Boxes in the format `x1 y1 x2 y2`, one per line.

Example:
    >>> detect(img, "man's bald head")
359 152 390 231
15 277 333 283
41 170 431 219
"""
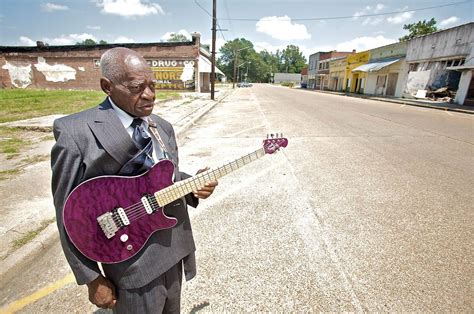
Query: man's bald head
100 47 148 82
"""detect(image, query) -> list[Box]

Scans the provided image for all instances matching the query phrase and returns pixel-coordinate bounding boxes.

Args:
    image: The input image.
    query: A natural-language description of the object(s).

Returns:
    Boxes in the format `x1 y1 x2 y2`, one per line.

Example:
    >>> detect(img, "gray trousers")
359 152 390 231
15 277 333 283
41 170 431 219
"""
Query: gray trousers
113 262 183 314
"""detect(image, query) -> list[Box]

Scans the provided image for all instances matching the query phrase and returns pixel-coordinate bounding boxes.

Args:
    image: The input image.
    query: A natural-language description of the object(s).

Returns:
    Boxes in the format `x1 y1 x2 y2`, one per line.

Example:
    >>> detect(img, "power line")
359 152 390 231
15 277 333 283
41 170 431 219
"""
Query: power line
218 1 471 22
223 0 236 39
194 0 227 41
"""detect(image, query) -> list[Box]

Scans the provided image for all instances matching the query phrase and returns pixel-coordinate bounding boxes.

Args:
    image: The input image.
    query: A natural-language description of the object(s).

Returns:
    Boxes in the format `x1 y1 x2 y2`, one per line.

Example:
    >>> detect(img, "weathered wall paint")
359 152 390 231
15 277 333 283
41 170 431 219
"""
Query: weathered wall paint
34 57 76 82
404 70 431 95
1 61 32 88
78 67 85 71
180 62 194 81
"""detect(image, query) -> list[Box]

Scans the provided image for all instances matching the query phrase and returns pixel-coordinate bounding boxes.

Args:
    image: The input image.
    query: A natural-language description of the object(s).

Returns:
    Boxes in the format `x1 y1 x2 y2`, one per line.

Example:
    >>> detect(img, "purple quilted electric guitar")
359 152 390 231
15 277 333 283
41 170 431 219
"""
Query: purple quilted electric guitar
63 135 288 264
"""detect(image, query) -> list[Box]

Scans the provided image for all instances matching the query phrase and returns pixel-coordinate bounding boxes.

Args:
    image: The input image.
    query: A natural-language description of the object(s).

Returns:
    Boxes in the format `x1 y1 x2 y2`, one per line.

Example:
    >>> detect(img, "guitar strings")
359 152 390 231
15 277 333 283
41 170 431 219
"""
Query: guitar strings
114 165 237 224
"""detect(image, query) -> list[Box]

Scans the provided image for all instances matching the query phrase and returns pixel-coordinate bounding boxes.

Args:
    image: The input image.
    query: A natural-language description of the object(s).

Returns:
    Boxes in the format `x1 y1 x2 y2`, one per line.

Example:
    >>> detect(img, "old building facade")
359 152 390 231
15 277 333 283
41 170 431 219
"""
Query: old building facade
0 33 222 93
354 42 408 97
403 22 473 104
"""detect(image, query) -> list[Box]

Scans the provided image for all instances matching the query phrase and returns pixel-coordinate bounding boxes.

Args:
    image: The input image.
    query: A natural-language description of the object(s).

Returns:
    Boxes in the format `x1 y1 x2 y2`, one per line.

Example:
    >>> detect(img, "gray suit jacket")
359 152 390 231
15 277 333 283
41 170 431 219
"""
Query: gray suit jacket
51 98 198 289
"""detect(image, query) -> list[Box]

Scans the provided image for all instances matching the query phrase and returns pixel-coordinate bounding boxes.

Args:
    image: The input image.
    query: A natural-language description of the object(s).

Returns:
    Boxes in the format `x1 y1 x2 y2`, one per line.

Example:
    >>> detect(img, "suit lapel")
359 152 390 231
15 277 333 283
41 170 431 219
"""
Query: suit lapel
87 99 137 166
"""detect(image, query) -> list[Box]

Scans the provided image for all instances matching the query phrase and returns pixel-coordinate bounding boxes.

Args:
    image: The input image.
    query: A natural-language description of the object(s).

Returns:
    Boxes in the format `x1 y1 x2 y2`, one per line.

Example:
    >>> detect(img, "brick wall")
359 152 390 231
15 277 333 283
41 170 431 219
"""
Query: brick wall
0 40 199 90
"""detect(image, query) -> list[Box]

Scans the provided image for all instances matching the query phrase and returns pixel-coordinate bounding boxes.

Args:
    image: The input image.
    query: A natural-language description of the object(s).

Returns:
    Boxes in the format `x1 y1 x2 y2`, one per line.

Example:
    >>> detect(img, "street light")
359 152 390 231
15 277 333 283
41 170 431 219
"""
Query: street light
233 46 252 88
237 61 250 83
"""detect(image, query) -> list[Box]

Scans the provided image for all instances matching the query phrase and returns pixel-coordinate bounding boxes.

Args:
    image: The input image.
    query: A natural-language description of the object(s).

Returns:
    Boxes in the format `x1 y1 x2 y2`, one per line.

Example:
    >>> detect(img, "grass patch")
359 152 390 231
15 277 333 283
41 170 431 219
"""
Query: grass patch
0 168 22 181
21 154 50 164
0 89 184 123
40 135 55 141
12 218 56 249
0 127 32 159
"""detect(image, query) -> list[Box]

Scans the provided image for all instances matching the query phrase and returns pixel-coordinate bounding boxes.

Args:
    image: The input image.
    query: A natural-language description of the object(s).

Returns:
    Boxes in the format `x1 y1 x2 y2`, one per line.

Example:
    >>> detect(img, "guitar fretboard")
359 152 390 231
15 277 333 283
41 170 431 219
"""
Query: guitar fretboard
155 147 266 206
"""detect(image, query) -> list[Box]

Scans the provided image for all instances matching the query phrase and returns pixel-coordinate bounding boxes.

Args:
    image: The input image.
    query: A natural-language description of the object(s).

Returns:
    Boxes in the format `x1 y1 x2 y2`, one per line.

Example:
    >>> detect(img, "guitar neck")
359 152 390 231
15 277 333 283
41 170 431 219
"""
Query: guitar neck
155 147 266 207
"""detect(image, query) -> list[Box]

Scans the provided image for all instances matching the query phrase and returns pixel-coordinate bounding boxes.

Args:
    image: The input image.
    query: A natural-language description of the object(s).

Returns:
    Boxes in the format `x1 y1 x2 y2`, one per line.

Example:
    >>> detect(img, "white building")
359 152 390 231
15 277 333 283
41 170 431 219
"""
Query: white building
403 22 474 105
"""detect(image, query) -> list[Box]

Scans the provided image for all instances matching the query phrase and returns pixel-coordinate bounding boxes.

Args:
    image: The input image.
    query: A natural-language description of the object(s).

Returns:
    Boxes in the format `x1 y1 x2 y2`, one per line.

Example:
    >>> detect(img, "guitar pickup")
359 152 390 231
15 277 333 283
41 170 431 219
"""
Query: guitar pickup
97 212 119 239
141 195 156 214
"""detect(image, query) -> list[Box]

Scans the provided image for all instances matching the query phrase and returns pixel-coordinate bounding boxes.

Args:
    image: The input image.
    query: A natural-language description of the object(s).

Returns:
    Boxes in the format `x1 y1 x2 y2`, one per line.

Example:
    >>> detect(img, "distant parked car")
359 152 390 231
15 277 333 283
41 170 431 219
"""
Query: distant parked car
238 82 253 88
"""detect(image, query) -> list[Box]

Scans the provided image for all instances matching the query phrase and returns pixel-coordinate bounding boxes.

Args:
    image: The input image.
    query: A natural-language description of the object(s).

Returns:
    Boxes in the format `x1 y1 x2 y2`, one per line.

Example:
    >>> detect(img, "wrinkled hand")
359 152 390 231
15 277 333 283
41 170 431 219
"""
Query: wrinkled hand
87 275 117 309
194 167 218 199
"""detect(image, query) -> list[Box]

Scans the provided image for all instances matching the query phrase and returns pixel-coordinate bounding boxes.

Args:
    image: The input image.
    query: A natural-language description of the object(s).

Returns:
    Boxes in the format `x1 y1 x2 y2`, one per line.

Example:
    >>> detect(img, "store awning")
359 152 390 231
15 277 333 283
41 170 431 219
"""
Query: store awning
352 58 401 72
199 55 225 76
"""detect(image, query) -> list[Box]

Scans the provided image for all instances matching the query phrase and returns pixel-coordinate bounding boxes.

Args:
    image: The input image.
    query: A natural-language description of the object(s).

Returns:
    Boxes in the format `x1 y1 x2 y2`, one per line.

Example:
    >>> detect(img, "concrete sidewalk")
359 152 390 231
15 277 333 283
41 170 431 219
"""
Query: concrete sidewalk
298 88 474 115
0 86 233 282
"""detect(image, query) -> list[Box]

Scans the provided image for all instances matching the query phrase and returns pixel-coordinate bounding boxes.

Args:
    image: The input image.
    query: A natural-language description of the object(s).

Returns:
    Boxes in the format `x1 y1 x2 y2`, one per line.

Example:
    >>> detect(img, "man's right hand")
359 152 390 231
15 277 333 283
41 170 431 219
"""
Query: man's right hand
87 275 117 309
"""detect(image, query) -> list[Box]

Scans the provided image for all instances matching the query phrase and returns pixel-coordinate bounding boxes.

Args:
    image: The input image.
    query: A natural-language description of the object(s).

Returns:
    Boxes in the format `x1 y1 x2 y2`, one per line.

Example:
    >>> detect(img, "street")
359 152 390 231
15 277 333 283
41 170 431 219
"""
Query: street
1 85 473 312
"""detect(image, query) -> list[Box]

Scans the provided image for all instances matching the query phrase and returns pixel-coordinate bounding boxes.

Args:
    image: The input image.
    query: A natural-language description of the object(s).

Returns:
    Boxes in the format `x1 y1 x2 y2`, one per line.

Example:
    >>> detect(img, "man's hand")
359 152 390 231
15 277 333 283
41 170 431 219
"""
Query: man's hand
87 275 117 309
194 167 218 199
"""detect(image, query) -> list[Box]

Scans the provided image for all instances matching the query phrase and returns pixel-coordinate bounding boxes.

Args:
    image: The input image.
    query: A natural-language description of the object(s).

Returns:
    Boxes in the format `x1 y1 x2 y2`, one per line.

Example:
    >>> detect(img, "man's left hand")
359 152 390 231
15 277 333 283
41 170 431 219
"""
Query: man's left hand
194 167 218 199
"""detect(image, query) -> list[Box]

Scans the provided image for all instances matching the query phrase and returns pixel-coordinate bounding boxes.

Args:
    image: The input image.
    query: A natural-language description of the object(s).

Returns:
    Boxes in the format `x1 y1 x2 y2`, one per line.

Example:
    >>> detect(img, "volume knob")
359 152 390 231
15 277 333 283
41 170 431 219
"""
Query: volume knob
120 234 129 242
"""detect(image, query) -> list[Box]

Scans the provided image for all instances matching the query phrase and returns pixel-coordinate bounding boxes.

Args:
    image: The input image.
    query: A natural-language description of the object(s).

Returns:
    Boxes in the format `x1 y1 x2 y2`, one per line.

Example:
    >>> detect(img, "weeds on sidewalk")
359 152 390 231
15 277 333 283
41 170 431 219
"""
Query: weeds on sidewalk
12 218 56 249
0 127 52 159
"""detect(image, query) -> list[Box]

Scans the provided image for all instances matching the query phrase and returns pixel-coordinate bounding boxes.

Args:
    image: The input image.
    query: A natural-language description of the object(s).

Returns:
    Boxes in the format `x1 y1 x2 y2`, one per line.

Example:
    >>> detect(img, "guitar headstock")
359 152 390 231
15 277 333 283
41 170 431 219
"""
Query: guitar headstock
263 133 288 154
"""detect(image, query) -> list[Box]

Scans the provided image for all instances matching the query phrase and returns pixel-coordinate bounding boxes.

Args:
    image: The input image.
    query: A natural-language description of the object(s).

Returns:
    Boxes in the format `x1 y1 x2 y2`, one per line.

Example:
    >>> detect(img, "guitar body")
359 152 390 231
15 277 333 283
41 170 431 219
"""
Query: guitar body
63 159 178 264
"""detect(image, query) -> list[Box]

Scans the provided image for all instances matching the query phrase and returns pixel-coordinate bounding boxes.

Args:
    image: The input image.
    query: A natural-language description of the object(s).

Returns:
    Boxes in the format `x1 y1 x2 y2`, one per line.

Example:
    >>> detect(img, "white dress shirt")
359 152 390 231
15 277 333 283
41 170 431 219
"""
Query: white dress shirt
109 97 163 162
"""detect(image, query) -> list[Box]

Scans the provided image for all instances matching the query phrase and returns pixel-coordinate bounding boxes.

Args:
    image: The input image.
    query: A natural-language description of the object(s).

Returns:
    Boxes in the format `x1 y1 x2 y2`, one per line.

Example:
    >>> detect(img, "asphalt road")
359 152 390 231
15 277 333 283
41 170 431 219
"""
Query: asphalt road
2 84 473 312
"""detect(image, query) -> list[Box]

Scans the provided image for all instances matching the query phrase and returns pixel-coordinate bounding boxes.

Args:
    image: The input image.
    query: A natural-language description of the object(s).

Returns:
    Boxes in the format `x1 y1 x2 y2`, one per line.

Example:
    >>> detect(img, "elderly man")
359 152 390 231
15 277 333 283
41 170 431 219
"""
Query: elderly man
51 47 217 313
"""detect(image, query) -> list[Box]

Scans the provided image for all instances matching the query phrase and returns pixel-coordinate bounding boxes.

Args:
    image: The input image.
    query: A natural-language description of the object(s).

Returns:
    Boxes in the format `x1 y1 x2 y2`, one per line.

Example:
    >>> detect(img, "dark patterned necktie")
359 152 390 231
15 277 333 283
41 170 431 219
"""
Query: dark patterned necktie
131 118 154 171
118 118 155 175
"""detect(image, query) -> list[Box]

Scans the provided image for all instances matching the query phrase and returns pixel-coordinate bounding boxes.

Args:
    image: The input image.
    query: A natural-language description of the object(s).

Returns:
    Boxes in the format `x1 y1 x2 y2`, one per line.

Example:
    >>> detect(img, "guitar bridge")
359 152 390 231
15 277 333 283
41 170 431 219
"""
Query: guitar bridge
97 212 119 239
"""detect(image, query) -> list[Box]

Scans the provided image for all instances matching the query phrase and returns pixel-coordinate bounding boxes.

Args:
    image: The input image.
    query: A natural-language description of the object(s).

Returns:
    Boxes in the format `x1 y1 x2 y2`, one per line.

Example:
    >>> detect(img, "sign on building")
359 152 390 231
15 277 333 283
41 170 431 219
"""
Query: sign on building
147 59 195 90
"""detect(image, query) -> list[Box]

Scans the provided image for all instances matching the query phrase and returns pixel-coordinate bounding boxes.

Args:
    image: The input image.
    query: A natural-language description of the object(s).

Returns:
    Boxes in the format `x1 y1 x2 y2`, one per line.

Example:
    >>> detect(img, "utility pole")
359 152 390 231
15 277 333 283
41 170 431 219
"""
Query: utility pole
233 50 238 88
210 0 217 100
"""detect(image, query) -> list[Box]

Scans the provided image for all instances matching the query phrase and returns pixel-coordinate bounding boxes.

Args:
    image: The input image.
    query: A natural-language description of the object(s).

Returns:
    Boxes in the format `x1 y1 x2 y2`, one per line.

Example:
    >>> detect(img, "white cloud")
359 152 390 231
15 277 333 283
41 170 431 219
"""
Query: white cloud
41 2 69 12
44 33 97 45
87 25 101 30
256 16 311 41
19 36 36 46
353 4 385 26
160 29 191 41
335 35 396 52
95 0 164 18
387 7 414 24
440 16 460 27
114 36 135 43
362 17 384 26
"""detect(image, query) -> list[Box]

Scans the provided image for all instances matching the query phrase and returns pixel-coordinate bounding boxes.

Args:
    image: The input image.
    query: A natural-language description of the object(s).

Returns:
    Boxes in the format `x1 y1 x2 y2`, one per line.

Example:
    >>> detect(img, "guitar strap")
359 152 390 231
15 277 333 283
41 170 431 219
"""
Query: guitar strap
146 117 171 160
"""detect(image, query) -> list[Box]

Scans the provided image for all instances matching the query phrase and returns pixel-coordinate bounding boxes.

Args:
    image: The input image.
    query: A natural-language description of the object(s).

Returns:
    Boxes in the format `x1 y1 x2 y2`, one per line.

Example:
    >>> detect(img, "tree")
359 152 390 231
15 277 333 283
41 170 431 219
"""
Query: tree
75 39 108 45
399 18 438 42
167 33 189 42
217 38 256 81
278 45 307 73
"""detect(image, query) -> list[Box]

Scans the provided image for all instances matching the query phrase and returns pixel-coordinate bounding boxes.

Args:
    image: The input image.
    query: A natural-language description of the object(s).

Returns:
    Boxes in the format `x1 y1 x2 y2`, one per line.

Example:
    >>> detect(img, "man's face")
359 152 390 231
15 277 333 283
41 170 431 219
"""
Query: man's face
108 55 156 117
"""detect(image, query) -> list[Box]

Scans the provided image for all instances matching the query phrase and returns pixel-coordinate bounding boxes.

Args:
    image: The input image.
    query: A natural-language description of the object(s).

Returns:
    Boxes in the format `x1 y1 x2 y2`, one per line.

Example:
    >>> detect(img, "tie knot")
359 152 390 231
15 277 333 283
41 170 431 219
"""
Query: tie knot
131 118 143 129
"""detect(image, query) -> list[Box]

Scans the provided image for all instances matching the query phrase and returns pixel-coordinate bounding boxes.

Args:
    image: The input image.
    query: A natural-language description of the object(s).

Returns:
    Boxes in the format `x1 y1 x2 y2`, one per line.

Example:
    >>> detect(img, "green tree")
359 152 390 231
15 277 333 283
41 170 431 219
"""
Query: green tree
167 33 189 42
278 45 307 73
399 18 438 42
75 39 108 45
217 38 256 82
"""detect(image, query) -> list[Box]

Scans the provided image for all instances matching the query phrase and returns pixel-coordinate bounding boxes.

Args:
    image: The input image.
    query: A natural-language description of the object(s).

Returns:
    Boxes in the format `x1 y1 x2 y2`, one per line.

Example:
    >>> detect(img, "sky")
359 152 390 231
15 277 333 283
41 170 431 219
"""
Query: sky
0 0 472 60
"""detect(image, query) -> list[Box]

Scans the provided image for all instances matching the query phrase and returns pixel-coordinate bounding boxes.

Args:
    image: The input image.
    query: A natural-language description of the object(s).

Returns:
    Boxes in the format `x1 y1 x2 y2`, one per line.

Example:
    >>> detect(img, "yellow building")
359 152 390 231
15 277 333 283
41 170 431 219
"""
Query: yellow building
346 51 370 93
329 56 348 91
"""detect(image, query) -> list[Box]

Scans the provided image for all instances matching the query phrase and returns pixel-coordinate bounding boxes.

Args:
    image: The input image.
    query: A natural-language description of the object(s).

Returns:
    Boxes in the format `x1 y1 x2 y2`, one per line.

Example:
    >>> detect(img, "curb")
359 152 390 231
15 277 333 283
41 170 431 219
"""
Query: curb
176 90 232 140
0 223 58 284
300 89 474 115
0 88 234 283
